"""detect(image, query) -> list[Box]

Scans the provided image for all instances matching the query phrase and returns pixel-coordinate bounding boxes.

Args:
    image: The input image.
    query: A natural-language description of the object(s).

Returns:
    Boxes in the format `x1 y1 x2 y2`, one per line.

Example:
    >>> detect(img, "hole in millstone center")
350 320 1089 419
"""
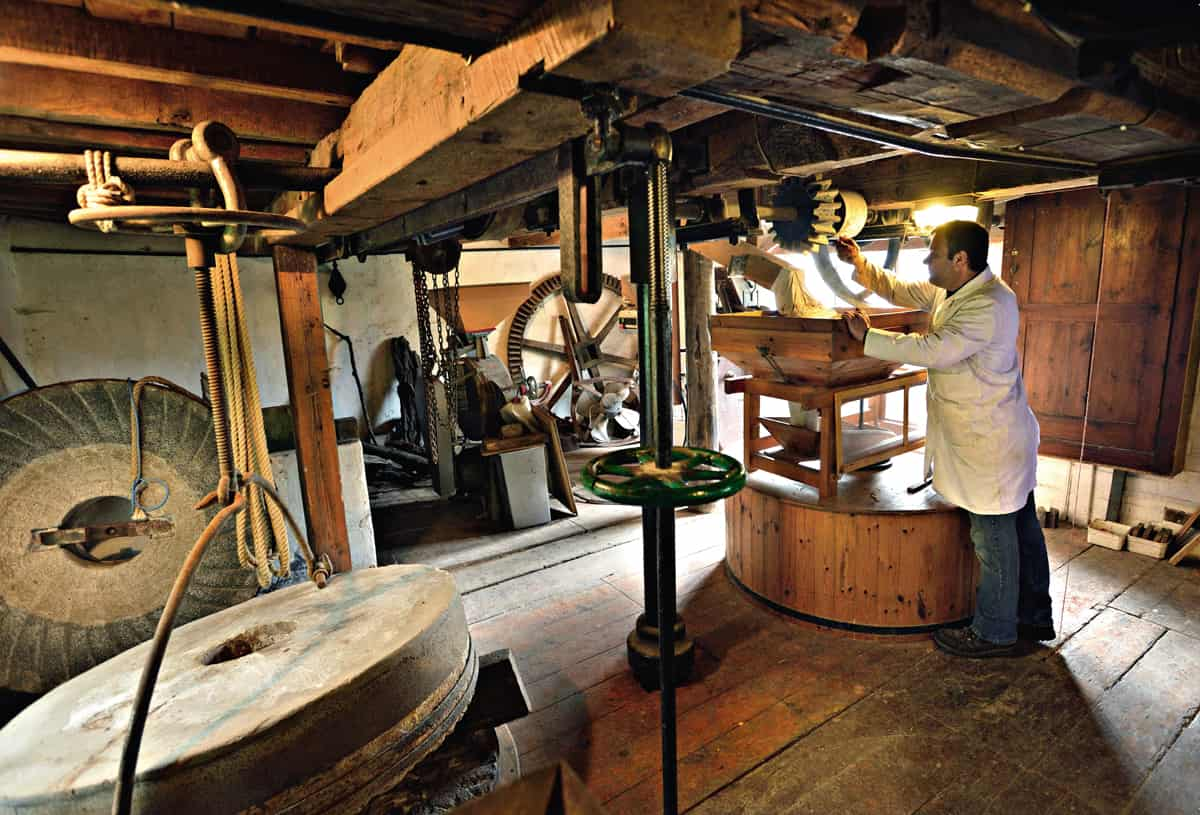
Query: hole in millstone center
203 622 297 665
59 495 147 565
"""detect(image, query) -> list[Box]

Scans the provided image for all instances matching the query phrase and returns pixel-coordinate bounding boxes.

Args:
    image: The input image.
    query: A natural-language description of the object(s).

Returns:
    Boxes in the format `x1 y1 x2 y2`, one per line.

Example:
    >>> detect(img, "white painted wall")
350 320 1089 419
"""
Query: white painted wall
0 222 633 437
0 233 423 437
0 220 27 395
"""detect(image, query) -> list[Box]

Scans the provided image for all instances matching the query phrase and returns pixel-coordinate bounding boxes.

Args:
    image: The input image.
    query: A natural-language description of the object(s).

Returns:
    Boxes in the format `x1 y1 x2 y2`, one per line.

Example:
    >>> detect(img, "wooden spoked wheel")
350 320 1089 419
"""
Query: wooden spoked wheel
505 273 637 402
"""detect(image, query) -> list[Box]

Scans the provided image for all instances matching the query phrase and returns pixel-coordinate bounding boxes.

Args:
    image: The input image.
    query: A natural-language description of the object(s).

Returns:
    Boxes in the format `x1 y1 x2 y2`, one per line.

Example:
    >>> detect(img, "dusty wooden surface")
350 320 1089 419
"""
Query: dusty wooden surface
452 505 1200 814
710 309 930 386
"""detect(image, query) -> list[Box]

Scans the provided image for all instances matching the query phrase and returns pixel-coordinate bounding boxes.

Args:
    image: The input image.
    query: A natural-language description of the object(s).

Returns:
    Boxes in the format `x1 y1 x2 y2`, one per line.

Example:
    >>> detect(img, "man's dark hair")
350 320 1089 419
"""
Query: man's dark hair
933 220 989 272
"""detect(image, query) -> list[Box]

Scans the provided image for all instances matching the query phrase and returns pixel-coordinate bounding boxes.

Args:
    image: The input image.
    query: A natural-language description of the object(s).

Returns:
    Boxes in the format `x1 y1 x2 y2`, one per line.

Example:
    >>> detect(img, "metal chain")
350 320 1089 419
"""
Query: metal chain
431 273 450 433
411 254 463 464
411 265 440 464
446 262 462 437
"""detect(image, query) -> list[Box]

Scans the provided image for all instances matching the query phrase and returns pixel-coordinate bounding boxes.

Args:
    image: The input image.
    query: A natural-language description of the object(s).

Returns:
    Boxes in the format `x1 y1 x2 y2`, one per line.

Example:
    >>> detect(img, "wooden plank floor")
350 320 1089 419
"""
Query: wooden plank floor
457 509 1200 814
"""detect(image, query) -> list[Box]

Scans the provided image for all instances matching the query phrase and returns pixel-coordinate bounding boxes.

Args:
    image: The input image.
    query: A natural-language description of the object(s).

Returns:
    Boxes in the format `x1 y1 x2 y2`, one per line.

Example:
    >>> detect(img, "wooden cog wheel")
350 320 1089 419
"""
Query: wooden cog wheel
505 272 636 397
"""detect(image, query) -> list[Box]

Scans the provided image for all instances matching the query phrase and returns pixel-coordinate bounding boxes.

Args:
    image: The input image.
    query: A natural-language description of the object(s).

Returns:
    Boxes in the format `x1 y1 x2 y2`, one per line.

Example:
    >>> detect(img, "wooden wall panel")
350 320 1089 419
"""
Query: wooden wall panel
1026 190 1106 306
1008 185 1200 474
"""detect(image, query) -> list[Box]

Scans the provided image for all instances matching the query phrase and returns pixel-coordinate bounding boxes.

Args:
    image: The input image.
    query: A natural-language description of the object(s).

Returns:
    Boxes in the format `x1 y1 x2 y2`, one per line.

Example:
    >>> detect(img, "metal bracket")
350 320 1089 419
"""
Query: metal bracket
756 344 795 383
30 518 174 553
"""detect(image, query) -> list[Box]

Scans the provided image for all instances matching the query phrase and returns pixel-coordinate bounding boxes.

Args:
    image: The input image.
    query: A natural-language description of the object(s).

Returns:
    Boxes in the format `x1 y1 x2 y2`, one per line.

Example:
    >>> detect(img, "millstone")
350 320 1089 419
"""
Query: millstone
0 380 258 694
0 564 476 815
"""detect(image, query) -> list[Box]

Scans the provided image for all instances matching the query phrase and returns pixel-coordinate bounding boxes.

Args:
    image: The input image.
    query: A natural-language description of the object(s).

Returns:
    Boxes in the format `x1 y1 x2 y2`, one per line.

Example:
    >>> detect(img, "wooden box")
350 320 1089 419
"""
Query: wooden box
710 308 930 386
1087 520 1131 551
1127 521 1181 559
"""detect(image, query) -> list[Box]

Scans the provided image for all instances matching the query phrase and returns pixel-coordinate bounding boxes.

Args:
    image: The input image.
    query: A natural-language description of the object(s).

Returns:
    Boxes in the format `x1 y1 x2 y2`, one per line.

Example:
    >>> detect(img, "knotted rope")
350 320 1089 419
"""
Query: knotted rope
76 150 135 232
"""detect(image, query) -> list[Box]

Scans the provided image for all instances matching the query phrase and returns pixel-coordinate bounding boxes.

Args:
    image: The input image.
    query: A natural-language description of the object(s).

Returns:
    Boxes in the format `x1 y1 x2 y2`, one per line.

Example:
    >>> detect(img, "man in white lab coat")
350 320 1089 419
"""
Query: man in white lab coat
837 221 1053 657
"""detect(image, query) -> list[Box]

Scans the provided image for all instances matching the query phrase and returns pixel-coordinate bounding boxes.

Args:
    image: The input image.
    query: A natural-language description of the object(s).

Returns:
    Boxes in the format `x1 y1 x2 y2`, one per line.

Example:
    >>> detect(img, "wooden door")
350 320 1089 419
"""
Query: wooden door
1005 186 1200 475
1005 188 1107 460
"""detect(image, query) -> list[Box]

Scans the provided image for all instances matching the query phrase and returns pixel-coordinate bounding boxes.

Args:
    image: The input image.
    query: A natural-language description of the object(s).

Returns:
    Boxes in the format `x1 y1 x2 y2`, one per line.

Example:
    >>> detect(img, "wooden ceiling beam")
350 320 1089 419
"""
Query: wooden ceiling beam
283 0 743 245
0 64 344 146
0 116 312 164
0 0 362 106
677 112 901 196
87 0 488 54
827 153 1091 209
505 212 630 248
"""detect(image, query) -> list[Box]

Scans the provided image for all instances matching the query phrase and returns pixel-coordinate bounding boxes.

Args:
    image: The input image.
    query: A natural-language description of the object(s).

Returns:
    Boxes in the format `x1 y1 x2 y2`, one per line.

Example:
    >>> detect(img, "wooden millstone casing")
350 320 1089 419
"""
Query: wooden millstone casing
725 454 976 636
0 565 477 814
710 308 930 386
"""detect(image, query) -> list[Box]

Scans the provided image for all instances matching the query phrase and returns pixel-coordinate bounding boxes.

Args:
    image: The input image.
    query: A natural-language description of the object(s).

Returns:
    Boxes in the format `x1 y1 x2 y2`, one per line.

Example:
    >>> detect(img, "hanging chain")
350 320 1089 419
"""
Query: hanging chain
409 240 463 469
411 265 441 464
445 262 462 437
431 272 450 435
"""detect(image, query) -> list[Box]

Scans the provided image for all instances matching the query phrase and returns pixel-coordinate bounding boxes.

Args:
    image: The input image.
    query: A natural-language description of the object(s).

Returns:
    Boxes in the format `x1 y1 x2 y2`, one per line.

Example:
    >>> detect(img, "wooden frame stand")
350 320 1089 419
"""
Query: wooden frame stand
727 368 928 500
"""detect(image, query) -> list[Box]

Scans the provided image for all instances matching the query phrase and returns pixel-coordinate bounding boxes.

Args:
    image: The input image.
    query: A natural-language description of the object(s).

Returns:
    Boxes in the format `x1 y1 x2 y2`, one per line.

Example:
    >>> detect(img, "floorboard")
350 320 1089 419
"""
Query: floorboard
429 508 1200 814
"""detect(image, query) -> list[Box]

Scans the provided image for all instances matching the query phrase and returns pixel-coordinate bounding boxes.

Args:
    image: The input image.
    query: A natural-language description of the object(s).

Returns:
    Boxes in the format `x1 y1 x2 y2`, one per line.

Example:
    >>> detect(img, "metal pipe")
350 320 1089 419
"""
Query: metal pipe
0 148 337 191
637 283 660 626
680 87 1098 173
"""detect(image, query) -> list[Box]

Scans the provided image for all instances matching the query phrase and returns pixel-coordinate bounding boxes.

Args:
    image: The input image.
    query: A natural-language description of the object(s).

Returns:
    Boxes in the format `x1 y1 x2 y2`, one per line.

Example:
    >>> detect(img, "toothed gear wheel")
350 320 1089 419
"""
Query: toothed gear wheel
769 178 857 252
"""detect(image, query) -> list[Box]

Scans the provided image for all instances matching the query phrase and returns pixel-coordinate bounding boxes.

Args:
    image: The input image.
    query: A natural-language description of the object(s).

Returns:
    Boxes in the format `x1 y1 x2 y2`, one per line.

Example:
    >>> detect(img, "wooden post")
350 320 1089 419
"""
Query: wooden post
272 244 351 573
684 249 718 513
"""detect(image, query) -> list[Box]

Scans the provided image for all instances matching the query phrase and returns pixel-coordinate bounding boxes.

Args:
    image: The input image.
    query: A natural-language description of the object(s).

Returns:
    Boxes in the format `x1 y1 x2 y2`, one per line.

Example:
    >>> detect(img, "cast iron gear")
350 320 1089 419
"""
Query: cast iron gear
768 178 867 252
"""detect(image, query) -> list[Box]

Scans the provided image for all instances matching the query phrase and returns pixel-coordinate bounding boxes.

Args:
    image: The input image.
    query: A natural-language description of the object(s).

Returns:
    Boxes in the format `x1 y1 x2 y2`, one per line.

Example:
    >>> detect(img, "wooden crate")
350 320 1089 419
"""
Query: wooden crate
1128 521 1181 559
710 308 930 386
1087 520 1131 551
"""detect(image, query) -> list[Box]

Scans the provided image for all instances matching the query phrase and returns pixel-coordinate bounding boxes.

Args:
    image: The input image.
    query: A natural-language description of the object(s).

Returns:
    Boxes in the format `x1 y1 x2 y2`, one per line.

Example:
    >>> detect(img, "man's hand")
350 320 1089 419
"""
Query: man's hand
834 236 861 265
843 308 870 342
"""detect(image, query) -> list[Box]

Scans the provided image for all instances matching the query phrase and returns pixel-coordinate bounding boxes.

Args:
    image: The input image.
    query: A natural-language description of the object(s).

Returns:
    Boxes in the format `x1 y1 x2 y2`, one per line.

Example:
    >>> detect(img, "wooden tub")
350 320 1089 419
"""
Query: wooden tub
725 451 976 637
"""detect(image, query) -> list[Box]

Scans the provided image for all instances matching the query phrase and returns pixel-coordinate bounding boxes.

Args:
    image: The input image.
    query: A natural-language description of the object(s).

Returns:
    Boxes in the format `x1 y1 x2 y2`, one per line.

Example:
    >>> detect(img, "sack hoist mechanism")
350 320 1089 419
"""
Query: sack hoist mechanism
67 120 331 815
560 90 747 815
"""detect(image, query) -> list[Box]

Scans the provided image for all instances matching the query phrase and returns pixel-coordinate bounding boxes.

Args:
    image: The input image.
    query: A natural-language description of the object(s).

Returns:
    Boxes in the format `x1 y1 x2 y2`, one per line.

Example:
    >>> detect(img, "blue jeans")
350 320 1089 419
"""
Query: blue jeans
967 492 1052 644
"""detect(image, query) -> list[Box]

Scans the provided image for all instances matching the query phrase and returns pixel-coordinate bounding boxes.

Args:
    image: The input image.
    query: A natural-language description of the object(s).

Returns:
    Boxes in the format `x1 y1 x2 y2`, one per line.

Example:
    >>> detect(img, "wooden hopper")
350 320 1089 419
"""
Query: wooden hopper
759 417 819 459
710 308 930 386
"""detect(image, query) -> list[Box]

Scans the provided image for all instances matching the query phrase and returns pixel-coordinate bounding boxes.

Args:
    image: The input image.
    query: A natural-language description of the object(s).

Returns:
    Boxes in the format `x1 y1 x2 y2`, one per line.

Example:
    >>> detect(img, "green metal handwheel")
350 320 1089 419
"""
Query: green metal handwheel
582 447 746 508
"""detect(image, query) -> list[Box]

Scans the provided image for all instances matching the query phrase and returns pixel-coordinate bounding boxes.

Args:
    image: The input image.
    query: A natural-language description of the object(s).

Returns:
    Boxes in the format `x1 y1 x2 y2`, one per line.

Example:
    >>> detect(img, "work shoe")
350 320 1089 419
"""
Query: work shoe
933 627 1018 658
1017 623 1056 641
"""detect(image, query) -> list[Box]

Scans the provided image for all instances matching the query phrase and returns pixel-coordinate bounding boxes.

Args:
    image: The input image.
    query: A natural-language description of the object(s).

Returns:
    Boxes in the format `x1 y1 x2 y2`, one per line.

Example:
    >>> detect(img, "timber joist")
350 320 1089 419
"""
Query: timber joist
280 0 743 245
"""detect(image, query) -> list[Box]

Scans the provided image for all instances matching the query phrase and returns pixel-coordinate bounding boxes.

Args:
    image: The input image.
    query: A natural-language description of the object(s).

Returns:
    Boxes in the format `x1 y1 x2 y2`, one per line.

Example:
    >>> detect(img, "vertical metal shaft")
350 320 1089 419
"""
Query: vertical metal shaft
648 158 678 815
637 282 659 625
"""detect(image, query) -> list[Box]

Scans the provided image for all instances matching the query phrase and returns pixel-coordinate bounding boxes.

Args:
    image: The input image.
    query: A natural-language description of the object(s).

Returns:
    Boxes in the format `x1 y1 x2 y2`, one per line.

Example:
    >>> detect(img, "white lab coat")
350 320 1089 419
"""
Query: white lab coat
854 260 1040 515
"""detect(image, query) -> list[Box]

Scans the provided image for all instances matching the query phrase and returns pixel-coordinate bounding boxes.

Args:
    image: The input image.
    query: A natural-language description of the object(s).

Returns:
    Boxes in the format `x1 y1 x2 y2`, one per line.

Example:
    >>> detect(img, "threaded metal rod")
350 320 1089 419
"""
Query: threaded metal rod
646 157 679 815
192 267 233 492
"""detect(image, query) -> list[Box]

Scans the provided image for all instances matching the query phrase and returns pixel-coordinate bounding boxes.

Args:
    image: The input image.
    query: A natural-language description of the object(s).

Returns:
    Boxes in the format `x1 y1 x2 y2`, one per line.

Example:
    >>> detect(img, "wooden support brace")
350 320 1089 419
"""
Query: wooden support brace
285 0 741 244
684 249 718 512
272 245 351 573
